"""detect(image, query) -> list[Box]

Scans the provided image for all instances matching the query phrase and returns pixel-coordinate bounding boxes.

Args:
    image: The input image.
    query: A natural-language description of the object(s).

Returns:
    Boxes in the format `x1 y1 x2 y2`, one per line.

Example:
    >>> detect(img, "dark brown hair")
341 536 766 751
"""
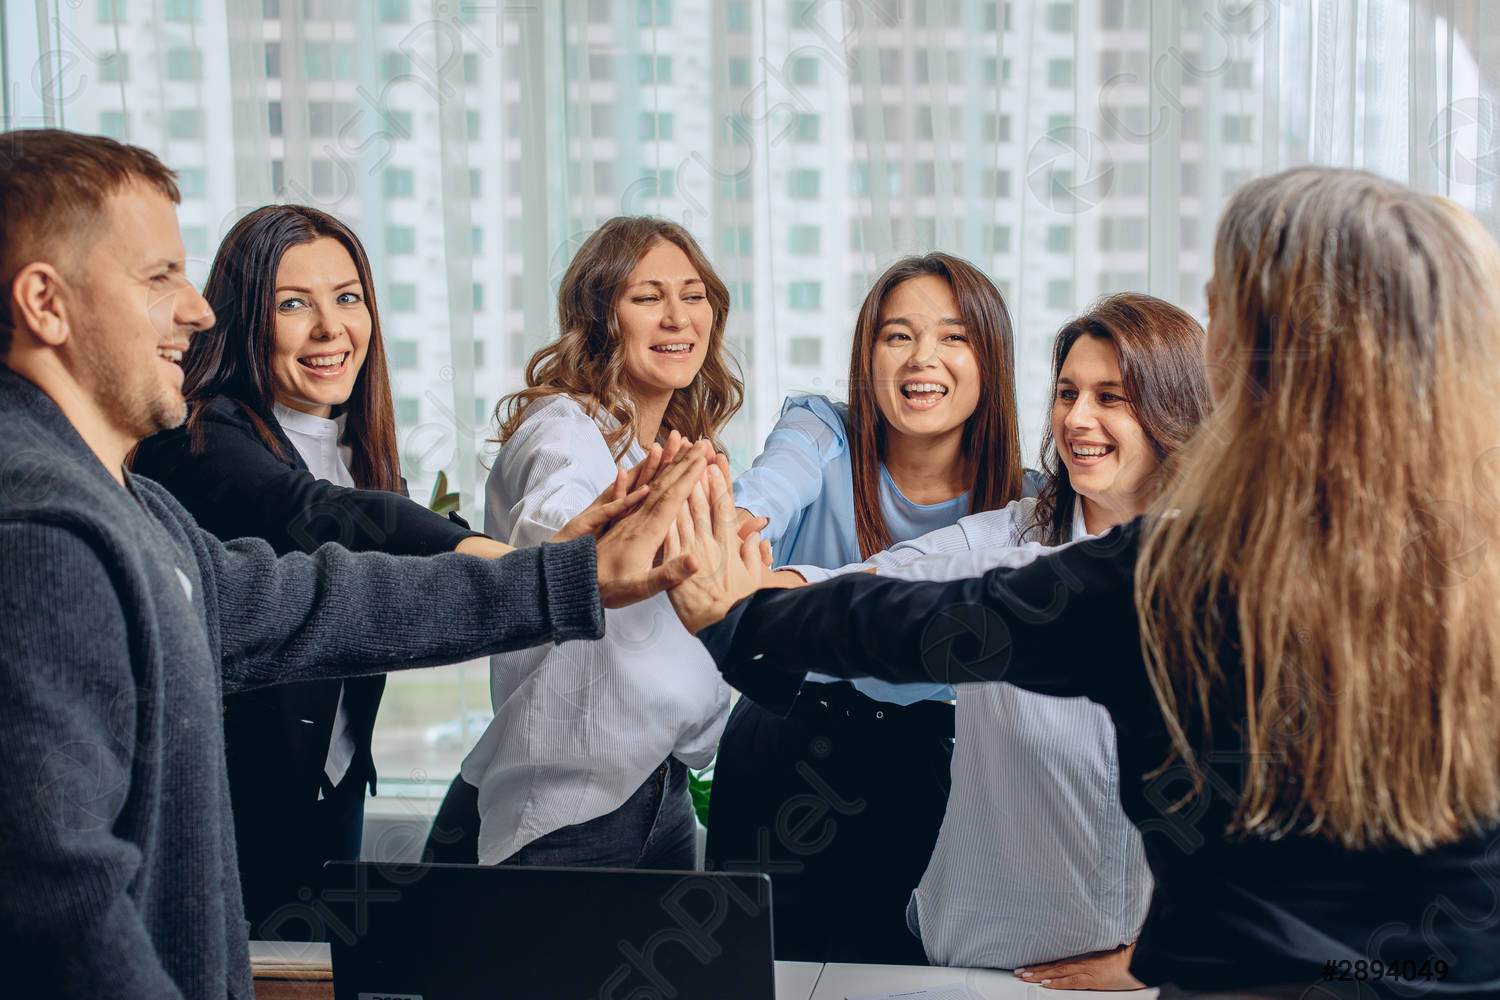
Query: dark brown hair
0 129 180 357
1030 293 1210 544
847 253 1023 557
179 205 401 492
495 216 743 457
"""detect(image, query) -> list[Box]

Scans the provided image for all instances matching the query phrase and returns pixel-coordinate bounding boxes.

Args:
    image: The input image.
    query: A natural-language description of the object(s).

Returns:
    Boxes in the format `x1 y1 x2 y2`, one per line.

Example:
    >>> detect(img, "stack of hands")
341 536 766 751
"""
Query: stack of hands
542 431 776 625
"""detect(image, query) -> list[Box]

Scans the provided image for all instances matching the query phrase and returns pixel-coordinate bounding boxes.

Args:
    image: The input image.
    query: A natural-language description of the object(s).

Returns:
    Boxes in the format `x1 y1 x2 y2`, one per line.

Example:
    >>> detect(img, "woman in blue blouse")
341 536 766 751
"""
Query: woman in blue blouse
709 252 1026 964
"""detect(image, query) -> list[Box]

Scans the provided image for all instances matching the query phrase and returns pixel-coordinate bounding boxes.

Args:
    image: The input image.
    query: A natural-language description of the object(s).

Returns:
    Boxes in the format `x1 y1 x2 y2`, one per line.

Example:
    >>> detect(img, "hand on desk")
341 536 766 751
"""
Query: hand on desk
1015 941 1144 991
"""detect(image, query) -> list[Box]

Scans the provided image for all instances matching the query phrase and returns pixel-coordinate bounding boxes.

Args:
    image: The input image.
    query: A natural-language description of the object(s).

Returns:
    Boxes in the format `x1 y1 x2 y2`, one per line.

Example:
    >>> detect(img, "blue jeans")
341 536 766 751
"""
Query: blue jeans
502 757 697 870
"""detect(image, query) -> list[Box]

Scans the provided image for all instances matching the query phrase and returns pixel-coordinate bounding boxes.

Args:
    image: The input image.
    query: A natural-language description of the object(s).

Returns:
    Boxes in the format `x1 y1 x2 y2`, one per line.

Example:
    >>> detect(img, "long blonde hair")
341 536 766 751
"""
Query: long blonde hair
1136 168 1500 851
495 217 742 457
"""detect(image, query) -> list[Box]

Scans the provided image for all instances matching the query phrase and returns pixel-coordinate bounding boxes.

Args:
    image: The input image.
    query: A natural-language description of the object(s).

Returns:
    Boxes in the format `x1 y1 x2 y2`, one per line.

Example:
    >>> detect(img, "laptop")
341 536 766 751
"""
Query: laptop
319 861 775 1000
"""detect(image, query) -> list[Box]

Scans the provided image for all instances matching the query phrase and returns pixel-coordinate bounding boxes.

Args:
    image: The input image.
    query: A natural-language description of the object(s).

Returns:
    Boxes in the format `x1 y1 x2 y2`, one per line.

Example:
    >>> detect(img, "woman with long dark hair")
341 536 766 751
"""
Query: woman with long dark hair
778 294 1208 984
708 252 1026 964
452 216 743 870
132 205 639 937
672 169 1500 994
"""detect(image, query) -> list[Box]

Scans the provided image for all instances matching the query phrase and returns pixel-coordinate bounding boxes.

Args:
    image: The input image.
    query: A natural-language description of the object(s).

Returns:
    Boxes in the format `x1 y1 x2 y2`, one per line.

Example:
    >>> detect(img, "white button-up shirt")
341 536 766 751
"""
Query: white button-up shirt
795 497 1153 967
272 403 358 794
461 395 731 864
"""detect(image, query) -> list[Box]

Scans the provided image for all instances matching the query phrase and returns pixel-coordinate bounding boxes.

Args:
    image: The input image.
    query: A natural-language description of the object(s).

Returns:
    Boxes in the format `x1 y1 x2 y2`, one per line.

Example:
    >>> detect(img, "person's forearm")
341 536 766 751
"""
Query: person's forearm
216 534 603 693
455 535 515 558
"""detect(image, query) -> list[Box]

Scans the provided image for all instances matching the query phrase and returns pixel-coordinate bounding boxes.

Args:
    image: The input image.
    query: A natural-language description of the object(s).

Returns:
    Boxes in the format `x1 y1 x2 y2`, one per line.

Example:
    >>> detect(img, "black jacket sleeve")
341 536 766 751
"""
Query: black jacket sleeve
698 518 1146 714
132 397 480 557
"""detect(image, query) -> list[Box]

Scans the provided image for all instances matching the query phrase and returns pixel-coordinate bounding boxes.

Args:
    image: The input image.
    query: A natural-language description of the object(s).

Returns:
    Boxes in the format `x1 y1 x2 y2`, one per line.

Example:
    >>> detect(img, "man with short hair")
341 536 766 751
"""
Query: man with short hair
0 128 702 998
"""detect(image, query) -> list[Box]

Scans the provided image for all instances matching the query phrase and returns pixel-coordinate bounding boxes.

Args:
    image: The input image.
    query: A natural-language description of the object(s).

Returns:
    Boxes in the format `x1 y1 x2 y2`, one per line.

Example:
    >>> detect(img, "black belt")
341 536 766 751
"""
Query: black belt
790 680 955 738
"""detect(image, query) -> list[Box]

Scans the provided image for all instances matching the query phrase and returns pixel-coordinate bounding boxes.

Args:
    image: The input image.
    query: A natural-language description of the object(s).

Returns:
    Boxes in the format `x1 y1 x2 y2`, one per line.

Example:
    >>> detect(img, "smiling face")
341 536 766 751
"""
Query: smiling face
870 274 981 447
615 239 713 407
68 181 214 450
1052 333 1159 529
269 237 371 418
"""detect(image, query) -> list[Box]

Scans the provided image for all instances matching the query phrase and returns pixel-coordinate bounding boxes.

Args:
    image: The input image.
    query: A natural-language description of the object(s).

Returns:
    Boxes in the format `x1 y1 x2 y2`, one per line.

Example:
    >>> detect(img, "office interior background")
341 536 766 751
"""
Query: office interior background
4 0 1497 837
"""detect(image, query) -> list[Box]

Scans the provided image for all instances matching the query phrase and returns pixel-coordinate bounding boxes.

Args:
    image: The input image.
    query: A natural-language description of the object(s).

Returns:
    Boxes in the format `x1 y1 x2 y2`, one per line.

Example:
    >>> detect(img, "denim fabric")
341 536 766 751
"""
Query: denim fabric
502 757 697 870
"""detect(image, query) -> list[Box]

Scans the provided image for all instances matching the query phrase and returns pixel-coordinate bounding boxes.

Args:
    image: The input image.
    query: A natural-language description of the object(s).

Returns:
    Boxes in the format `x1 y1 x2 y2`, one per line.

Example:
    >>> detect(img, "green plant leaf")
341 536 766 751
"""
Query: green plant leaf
428 470 461 516
688 765 713 829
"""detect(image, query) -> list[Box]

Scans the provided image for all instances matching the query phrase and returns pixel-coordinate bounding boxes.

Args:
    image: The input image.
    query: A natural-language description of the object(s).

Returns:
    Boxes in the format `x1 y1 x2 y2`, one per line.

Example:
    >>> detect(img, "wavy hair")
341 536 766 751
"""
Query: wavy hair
176 205 400 492
1029 293 1210 544
1136 167 1500 850
847 253 1024 557
495 217 742 457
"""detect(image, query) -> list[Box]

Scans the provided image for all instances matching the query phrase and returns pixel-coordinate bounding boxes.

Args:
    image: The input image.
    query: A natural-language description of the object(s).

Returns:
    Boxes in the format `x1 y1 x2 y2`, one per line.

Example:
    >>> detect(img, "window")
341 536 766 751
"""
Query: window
1099 216 1146 250
980 169 1011 198
914 162 936 196
1180 218 1199 251
181 225 209 256
388 283 418 311
639 112 674 140
983 113 1011 143
1181 162 1199 197
728 58 750 87
100 53 128 82
1045 225 1073 253
1046 279 1073 310
395 398 420 425
383 51 411 78
466 110 481 141
163 0 201 21
385 109 414 137
471 226 484 254
787 225 820 255
643 169 674 197
587 53 613 81
472 283 485 310
264 43 281 79
638 55 671 83
389 340 419 369
97 0 125 21
1047 58 1074 88
788 282 821 310
379 0 409 21
176 167 206 198
721 173 752 199
589 104 614 138
386 226 416 255
722 226 752 255
637 0 670 26
99 110 127 138
990 224 1012 253
726 2 748 30
1222 59 1253 89
383 168 415 197
789 337 821 366
787 169 820 199
789 56 818 86
473 341 486 367
167 109 203 139
1221 114 1254 144
1046 2 1073 31
791 114 819 142
309 102 335 137
1047 113 1073 134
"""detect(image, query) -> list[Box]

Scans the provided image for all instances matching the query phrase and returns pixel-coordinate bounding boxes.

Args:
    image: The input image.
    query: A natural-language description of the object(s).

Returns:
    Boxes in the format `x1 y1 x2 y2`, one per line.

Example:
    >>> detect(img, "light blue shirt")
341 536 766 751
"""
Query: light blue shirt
733 394 966 705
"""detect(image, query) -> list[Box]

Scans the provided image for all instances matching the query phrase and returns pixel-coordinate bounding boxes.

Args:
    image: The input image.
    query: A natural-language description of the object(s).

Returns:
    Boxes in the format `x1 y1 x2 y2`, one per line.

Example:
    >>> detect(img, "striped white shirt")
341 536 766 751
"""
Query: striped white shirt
461 395 731 864
793 498 1153 967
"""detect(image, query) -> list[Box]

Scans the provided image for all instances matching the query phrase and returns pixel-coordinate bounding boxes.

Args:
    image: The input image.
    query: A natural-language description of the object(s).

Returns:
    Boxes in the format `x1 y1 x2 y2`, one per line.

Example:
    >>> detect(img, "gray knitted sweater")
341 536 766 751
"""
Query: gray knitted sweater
0 367 604 998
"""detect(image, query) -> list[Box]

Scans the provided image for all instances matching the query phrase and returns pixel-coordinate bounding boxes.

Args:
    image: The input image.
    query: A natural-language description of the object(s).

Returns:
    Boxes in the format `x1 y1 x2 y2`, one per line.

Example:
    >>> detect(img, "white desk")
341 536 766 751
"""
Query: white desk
248 943 1157 1000
803 963 1159 999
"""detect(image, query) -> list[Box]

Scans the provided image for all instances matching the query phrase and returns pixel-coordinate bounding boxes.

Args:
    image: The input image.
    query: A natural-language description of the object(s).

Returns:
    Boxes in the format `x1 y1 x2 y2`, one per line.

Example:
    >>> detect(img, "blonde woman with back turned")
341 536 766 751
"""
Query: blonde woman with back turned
672 167 1500 994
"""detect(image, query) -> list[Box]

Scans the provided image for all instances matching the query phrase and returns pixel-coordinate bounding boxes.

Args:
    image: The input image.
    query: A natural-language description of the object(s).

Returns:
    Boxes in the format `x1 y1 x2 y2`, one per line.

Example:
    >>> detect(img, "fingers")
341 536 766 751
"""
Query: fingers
759 538 773 569
659 429 685 464
690 479 715 557
737 514 768 541
591 486 650 524
633 451 706 524
664 520 683 561
675 492 696 554
601 554 700 609
627 444 664 492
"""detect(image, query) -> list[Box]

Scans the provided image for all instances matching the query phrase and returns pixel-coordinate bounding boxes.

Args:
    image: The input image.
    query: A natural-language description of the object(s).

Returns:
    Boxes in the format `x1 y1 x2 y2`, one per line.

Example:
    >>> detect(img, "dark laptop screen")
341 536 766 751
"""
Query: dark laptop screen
320 862 774 1000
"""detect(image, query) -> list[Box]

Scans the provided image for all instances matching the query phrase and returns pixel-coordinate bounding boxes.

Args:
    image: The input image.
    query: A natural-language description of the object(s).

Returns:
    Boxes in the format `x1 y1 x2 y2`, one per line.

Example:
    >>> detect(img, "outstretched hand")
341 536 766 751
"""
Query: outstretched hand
593 445 709 608
665 463 767 634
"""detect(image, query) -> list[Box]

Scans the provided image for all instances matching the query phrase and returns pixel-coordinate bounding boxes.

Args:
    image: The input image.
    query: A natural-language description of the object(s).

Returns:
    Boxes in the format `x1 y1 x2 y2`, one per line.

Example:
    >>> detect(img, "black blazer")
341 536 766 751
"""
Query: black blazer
132 395 478 922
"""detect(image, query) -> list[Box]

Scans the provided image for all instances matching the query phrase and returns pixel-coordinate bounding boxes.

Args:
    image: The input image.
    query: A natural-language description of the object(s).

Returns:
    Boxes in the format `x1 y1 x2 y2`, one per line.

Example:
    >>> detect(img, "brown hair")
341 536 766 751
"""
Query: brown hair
0 129 180 358
495 216 742 457
177 205 400 492
1030 293 1210 544
1137 167 1500 850
847 253 1024 557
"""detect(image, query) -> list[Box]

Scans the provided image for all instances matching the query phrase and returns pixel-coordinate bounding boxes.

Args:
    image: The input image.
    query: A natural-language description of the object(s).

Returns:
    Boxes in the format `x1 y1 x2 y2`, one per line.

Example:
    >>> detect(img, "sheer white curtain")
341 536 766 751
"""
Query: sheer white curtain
5 0 1497 790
